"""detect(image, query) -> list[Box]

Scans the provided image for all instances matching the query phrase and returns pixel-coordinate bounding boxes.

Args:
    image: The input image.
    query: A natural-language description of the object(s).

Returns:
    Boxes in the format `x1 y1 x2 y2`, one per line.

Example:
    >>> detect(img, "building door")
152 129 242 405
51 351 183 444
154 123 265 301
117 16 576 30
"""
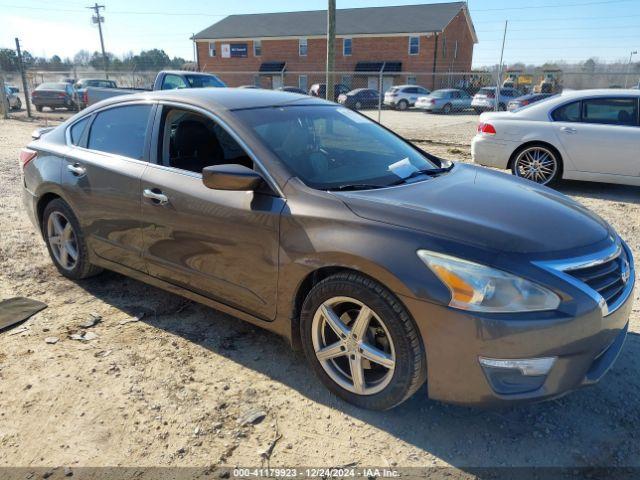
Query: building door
272 75 283 89
367 76 378 90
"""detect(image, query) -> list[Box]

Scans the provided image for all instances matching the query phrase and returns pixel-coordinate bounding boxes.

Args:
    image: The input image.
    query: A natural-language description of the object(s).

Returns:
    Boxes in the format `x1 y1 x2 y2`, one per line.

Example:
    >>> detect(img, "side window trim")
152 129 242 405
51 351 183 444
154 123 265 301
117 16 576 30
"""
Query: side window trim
66 113 95 148
152 101 285 197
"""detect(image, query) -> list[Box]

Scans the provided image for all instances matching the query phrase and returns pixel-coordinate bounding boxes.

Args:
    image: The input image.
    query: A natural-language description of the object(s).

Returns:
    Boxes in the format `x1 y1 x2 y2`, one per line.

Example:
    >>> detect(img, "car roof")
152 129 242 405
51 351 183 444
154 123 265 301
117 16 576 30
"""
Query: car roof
161 70 219 77
83 87 331 113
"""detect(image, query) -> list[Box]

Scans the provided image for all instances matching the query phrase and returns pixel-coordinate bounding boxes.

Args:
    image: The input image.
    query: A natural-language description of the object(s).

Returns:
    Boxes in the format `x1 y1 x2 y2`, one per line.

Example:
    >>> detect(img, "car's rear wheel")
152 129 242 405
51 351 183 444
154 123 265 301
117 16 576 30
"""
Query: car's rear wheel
300 272 426 410
43 199 102 280
36 105 43 112
512 144 561 186
442 103 452 114
397 99 409 111
354 101 362 110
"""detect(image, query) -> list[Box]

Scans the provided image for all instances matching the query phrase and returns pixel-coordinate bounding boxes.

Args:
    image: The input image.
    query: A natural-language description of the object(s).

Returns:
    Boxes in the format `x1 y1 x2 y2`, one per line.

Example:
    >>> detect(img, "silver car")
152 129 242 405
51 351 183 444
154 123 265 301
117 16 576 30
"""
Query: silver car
4 86 22 111
471 87 522 113
384 85 430 110
415 89 472 114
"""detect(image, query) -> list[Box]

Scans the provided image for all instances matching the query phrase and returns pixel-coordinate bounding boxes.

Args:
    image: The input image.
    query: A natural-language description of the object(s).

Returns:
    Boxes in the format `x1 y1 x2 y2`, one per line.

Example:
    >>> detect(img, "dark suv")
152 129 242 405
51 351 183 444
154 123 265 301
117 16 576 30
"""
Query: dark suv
309 83 351 101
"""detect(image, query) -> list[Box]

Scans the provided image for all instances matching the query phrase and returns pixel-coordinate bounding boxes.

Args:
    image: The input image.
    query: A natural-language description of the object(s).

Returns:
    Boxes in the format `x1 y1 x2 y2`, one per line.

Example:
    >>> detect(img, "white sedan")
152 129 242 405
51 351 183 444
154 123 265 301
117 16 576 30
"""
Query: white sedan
471 89 640 186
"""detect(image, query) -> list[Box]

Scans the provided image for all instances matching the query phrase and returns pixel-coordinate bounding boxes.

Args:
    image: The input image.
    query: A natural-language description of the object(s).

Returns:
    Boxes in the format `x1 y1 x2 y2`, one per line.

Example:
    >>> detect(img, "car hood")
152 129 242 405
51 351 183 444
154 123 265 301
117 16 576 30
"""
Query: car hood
334 164 610 254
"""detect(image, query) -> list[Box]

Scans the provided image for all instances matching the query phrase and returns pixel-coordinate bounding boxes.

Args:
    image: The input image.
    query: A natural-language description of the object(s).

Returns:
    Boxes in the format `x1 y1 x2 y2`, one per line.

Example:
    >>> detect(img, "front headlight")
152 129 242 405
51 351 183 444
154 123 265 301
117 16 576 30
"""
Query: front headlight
417 250 560 313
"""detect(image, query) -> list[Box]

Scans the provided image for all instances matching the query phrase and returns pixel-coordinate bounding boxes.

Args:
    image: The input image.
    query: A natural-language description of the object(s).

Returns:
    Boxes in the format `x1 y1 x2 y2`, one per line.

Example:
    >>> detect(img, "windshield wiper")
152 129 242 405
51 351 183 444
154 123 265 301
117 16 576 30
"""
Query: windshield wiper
388 163 454 186
328 183 387 191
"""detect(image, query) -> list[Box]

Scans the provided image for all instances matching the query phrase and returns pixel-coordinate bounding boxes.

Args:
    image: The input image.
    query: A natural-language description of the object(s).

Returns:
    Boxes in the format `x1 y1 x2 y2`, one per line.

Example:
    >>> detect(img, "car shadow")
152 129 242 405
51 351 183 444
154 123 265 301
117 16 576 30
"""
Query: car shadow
74 270 640 470
555 180 640 205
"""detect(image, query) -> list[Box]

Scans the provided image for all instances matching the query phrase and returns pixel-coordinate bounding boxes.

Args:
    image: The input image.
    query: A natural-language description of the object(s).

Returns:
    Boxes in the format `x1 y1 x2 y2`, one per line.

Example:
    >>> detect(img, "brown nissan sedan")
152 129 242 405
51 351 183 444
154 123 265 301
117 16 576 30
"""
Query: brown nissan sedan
20 89 634 410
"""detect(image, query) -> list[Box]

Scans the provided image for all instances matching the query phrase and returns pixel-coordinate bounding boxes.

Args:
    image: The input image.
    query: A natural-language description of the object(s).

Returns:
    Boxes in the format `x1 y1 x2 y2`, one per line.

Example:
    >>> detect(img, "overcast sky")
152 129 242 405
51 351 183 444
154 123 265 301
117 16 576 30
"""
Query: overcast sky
1 0 639 67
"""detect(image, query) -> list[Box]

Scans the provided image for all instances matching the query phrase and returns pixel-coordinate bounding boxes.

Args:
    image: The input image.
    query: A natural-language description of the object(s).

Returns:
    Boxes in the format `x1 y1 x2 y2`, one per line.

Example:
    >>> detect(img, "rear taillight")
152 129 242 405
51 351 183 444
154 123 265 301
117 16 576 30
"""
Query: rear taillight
477 122 496 135
521 100 530 106
486 92 495 98
428 99 435 104
83 91 88 104
58 93 66 98
19 148 37 170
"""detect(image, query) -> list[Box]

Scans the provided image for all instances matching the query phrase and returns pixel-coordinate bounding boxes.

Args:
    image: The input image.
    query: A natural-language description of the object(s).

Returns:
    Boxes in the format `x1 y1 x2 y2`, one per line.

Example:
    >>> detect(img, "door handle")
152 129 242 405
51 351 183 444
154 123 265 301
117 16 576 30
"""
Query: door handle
143 188 169 205
561 126 577 134
67 163 86 176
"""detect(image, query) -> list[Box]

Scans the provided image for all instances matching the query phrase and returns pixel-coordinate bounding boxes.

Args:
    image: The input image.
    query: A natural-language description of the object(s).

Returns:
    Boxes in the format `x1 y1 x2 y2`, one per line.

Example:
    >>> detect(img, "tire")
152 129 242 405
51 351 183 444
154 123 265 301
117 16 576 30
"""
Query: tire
13 98 22 111
300 272 426 410
511 143 562 186
42 199 102 280
498 103 506 111
36 105 43 112
397 99 409 111
354 101 362 110
442 103 452 114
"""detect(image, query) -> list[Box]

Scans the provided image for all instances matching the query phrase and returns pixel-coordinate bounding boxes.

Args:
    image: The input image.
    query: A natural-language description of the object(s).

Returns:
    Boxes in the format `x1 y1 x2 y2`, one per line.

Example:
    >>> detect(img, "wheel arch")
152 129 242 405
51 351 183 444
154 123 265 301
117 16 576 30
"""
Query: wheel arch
507 140 564 178
36 192 63 234
288 265 414 352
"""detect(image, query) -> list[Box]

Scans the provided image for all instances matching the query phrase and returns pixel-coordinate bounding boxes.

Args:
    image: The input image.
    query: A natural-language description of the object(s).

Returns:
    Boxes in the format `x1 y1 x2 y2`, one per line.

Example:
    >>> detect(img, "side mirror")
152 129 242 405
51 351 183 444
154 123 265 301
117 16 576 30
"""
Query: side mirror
202 164 263 191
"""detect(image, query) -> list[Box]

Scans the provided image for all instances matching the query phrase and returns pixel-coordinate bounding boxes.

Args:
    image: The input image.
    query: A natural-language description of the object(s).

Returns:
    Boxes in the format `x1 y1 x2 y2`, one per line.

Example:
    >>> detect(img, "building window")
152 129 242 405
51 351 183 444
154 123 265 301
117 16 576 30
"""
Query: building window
341 75 352 89
253 75 260 87
208 42 216 57
299 38 308 56
254 40 261 57
299 75 308 91
442 36 447 58
409 36 419 55
407 75 417 85
343 38 352 56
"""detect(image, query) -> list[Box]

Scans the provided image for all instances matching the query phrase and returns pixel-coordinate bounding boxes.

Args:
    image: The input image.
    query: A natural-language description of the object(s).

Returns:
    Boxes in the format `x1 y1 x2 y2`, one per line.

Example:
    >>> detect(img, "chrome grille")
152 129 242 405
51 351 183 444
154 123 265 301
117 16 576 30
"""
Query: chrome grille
565 247 630 308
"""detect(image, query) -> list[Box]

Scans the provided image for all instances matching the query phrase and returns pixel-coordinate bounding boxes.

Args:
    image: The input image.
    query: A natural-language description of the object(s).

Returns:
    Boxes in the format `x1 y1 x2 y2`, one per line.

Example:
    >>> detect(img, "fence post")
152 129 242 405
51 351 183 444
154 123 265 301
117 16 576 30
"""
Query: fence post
0 74 9 119
378 63 384 123
15 38 32 118
495 21 508 112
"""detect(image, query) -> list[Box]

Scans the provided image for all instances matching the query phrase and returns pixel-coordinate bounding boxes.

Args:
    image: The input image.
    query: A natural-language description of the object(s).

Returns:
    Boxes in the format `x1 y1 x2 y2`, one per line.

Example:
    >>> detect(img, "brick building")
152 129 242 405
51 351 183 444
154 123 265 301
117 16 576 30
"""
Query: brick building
193 2 477 91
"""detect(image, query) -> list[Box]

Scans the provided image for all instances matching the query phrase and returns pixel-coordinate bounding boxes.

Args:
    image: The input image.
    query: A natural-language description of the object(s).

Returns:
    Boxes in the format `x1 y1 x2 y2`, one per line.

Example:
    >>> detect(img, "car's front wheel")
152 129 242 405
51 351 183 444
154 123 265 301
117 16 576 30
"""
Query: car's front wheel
511 144 561 186
300 272 426 410
43 199 102 280
396 99 409 111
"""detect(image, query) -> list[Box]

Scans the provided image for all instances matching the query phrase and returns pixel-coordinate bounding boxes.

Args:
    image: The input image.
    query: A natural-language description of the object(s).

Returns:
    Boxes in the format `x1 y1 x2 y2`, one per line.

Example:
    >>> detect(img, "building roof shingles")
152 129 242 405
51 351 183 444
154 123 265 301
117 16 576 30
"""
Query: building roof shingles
194 2 468 40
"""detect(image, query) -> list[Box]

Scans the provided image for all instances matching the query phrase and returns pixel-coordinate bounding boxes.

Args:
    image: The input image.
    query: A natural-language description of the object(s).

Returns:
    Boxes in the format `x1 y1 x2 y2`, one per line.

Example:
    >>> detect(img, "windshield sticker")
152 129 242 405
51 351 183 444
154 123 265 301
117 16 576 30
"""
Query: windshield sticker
336 107 369 124
388 158 419 178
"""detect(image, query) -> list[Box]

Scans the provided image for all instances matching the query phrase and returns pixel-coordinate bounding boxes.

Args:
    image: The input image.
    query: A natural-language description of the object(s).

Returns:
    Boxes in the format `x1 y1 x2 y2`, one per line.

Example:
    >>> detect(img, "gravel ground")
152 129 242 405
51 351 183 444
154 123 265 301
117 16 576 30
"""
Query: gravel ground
0 111 639 471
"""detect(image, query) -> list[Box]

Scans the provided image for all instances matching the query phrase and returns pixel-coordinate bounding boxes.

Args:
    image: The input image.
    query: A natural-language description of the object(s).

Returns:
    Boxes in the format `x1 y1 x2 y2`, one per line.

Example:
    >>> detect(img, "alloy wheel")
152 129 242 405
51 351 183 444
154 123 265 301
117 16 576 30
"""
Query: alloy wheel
514 146 558 185
47 211 79 270
311 296 396 395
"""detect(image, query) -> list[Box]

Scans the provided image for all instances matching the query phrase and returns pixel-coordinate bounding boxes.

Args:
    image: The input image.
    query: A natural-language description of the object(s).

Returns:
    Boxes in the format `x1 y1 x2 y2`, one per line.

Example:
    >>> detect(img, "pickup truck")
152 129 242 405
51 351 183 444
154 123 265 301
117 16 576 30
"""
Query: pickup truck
84 70 226 107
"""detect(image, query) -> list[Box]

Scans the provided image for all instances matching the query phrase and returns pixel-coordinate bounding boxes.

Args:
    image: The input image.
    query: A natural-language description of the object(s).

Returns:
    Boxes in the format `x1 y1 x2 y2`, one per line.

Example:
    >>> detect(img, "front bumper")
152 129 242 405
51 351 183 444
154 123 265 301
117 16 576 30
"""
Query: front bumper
399 253 634 407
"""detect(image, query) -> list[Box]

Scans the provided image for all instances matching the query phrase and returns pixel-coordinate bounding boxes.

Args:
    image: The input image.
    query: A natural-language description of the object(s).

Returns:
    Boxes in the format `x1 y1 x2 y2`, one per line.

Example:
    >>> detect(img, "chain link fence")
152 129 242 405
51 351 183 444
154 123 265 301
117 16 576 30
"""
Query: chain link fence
3 67 640 120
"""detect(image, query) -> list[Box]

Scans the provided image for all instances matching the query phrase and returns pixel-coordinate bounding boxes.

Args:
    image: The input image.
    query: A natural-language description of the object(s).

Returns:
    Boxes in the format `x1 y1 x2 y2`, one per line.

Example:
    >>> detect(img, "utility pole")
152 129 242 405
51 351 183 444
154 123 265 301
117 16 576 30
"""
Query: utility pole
495 20 507 112
0 73 9 119
624 50 637 88
15 38 32 118
88 3 109 79
326 0 336 101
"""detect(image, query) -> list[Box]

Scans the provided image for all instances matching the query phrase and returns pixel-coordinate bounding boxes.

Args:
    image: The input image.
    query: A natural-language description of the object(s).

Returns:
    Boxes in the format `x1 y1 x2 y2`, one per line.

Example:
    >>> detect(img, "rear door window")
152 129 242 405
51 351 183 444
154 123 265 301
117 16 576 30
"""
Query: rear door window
87 105 152 160
582 97 638 126
552 101 581 122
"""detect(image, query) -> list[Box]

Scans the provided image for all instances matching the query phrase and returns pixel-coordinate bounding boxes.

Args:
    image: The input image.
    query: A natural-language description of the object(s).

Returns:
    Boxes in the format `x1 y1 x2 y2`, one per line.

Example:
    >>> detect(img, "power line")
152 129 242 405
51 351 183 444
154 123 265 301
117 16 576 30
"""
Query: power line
469 0 635 12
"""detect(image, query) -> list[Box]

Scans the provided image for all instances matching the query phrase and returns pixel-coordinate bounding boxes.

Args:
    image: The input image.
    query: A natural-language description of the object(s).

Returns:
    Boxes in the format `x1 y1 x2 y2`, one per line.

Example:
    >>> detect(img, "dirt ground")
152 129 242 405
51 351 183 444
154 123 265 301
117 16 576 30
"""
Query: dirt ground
0 110 639 472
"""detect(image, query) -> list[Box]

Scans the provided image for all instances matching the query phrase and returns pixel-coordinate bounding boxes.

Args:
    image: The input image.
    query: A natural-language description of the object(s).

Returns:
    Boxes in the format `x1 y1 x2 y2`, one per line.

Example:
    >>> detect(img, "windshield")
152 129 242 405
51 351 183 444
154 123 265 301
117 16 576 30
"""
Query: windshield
186 74 226 88
478 88 495 95
234 105 438 190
